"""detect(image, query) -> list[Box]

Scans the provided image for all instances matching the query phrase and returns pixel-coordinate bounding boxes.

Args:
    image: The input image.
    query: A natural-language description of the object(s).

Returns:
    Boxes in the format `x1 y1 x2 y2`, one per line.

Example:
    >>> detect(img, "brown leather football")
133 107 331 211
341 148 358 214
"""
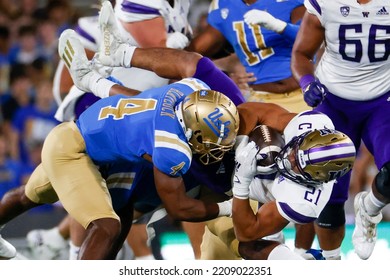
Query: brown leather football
248 125 285 166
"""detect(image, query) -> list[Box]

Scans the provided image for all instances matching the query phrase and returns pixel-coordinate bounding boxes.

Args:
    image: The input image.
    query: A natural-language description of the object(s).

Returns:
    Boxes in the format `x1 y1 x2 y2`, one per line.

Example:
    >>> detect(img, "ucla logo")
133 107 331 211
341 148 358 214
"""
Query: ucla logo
221 8 229 19
199 90 208 97
203 108 230 139
340 6 350 17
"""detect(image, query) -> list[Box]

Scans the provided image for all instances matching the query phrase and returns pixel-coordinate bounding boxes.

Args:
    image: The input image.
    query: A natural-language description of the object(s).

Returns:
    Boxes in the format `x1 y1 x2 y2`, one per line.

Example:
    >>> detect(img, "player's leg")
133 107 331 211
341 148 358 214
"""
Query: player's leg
0 163 58 259
351 95 390 259
26 214 70 260
239 239 304 260
41 122 121 259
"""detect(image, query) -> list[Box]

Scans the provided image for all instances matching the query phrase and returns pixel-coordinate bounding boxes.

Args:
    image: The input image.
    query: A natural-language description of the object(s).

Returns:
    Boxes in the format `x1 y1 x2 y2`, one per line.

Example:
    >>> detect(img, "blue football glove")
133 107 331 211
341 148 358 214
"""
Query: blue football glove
299 75 328 107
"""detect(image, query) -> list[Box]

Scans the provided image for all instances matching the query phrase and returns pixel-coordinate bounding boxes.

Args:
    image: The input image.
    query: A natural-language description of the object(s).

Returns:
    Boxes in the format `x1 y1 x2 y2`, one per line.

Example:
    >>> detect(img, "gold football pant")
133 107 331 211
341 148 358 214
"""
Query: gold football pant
245 88 311 113
25 121 119 229
200 200 258 260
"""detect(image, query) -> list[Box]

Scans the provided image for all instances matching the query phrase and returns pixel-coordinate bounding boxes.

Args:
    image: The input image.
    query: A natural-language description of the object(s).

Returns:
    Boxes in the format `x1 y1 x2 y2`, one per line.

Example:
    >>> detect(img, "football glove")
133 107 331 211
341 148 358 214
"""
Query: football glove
244 9 287 33
166 32 190 49
300 75 329 107
232 141 258 199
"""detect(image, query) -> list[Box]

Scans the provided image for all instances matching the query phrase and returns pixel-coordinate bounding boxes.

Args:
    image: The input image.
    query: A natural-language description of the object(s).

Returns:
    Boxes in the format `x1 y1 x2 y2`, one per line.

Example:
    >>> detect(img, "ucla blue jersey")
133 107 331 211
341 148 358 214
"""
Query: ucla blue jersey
208 0 303 84
76 78 210 177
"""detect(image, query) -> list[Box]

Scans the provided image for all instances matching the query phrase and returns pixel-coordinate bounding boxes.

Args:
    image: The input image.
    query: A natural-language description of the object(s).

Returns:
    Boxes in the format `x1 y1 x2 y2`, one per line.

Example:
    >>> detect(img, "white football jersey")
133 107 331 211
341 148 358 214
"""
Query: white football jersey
249 174 334 224
305 0 390 101
115 0 192 42
53 11 170 119
248 110 336 223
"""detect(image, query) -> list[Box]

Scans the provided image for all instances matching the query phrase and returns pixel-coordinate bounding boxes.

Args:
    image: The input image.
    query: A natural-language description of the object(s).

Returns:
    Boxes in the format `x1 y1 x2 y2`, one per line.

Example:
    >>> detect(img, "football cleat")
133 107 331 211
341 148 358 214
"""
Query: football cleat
96 0 135 68
26 228 69 260
58 29 97 93
301 249 325 260
0 234 17 260
352 191 383 260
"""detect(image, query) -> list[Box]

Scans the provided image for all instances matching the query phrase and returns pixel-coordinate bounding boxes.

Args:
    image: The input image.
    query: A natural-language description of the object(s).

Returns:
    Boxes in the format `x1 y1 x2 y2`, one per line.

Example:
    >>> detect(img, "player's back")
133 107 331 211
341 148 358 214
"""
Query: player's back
76 78 210 169
306 0 390 100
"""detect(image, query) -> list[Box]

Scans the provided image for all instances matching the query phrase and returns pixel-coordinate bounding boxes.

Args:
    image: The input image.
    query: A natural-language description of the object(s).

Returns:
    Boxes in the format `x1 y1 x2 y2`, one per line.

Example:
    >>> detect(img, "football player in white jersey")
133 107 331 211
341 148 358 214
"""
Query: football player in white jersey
204 107 356 260
291 0 390 260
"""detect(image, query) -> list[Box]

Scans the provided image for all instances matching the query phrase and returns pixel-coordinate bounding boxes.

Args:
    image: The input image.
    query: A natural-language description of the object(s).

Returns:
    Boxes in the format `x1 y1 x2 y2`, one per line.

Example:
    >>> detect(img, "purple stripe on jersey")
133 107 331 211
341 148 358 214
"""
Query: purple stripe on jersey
121 1 160 15
305 142 354 154
308 0 322 15
278 202 316 223
75 26 96 44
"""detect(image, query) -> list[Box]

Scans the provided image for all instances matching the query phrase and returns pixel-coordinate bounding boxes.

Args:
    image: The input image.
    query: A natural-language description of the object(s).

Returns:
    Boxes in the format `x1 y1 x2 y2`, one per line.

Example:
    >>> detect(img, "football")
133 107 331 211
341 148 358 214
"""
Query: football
248 125 285 167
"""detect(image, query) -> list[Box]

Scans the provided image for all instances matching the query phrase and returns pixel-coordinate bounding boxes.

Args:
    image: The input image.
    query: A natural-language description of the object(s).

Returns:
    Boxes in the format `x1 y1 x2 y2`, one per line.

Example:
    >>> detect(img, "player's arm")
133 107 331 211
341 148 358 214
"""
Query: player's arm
153 167 225 222
237 102 296 135
231 142 289 241
291 11 325 81
233 200 289 242
186 24 226 57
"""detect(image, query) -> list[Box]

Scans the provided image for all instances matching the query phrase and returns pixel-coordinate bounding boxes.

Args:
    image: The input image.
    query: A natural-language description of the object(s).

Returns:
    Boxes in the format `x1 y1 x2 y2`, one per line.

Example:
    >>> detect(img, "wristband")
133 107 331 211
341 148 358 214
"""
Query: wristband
299 74 316 90
217 200 232 217
281 23 300 42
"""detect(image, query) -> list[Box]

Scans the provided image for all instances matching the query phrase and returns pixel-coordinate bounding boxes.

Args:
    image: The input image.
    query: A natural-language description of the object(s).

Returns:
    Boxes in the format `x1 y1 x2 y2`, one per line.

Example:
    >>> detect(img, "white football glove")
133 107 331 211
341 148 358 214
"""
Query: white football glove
244 9 287 33
234 135 249 155
166 32 190 49
232 141 258 199
217 198 233 217
256 163 278 175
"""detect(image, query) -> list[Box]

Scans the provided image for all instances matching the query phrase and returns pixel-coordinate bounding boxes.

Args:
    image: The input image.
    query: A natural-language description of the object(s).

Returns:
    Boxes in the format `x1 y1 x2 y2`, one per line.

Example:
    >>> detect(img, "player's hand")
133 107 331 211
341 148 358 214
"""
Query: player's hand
244 9 287 33
256 163 278 175
166 32 190 49
302 79 328 107
232 141 258 199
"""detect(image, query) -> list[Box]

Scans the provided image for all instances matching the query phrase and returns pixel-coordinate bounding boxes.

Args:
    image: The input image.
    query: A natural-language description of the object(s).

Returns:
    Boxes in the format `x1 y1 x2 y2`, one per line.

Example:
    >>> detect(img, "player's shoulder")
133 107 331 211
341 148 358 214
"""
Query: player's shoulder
208 0 231 12
304 0 326 15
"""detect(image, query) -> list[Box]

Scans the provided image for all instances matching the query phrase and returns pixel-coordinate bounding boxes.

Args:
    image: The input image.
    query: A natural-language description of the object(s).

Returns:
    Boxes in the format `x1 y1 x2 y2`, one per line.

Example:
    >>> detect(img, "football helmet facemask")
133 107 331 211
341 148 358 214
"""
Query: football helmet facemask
275 129 356 186
175 89 239 165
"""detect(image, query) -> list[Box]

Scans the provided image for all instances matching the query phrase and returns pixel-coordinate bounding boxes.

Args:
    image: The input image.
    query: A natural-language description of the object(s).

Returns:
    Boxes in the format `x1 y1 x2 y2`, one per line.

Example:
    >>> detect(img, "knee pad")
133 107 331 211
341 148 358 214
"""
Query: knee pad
316 203 345 228
375 161 390 199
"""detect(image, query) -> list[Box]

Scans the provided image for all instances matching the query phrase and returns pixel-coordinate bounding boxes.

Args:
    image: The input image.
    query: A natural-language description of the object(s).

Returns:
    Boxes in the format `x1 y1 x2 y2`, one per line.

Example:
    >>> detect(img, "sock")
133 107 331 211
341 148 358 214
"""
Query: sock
193 57 245 106
364 191 386 216
135 254 155 260
69 241 81 260
268 244 304 260
294 247 307 256
322 247 341 260
45 227 68 249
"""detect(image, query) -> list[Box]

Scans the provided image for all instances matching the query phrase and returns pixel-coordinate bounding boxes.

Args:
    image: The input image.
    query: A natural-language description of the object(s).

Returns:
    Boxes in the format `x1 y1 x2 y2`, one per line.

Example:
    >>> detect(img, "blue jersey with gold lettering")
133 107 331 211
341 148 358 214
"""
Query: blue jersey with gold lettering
208 0 303 84
76 78 209 177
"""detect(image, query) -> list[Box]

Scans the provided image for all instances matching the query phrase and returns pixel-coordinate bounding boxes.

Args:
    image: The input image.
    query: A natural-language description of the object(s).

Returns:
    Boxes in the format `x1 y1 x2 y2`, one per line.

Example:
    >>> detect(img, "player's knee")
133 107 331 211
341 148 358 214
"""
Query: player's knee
89 217 121 241
316 203 345 228
375 161 390 199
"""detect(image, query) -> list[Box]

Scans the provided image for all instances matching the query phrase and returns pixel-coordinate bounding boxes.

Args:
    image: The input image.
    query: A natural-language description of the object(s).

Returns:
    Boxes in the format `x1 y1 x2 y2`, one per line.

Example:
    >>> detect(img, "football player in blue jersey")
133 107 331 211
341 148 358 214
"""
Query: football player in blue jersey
0 28 243 259
291 0 390 260
187 0 310 113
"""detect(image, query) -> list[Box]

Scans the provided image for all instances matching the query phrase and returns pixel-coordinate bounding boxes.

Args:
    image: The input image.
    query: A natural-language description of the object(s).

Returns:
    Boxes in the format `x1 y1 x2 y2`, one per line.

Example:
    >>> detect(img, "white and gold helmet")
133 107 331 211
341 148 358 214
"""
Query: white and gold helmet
275 128 356 185
176 89 239 165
